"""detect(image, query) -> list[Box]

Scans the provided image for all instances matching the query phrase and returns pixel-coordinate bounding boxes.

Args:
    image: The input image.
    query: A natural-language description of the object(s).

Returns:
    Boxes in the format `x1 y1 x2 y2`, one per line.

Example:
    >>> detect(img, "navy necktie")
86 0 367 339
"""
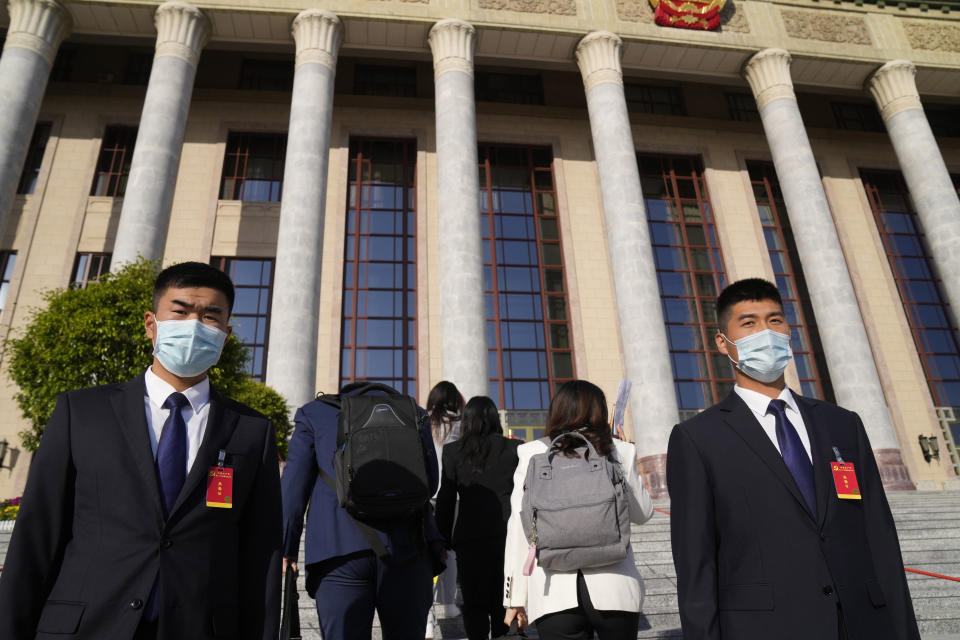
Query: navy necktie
767 399 816 515
146 392 189 622
156 392 189 517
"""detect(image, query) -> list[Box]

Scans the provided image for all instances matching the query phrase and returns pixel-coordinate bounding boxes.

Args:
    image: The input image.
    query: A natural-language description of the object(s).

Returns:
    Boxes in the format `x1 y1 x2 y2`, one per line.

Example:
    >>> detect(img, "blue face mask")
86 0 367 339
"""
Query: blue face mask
153 319 228 378
722 329 793 384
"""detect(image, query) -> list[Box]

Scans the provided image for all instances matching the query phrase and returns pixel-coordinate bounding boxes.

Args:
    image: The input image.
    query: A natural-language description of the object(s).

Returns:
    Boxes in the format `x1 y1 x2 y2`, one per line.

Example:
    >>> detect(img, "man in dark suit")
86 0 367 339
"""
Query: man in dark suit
281 383 442 640
667 278 919 640
0 262 281 640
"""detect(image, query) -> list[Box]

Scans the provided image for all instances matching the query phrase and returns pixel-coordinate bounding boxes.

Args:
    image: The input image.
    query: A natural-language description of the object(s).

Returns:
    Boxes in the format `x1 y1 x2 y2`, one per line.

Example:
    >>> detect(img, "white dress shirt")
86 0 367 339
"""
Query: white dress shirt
734 384 812 462
143 366 211 474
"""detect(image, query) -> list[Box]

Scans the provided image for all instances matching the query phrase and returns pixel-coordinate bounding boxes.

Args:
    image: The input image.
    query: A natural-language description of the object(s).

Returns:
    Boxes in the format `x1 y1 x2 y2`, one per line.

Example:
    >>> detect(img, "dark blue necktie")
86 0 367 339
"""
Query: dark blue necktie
146 392 189 622
156 392 189 517
768 399 816 515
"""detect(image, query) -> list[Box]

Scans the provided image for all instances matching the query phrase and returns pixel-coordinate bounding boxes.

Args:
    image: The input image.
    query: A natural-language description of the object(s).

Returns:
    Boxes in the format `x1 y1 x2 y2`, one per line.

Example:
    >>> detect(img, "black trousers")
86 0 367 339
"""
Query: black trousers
456 537 509 640
535 572 639 640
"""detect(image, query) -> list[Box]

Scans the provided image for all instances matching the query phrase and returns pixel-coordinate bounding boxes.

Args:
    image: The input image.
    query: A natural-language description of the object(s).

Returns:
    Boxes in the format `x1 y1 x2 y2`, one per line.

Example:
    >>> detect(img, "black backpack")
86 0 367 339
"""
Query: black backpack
317 382 431 523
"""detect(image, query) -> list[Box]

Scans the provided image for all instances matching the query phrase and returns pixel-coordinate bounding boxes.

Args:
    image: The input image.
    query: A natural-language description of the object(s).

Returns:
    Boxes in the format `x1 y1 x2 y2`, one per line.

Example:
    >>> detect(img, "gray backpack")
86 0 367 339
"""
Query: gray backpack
520 432 631 572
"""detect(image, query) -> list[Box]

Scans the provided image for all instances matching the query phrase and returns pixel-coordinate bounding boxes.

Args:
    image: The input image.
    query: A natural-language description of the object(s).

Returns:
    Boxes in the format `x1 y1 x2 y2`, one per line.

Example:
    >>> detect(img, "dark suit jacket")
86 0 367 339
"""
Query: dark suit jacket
667 390 919 640
435 435 520 547
0 374 282 640
280 389 441 594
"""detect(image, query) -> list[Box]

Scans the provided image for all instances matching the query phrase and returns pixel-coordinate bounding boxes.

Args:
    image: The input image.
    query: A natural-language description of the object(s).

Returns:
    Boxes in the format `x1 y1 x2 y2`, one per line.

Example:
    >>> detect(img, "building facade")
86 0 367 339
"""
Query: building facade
0 0 958 499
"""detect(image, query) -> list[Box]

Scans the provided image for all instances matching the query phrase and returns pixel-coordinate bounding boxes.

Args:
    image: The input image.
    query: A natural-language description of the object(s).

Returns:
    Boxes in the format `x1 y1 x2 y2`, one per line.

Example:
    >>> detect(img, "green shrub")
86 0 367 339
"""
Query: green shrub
5 259 289 457
226 377 293 459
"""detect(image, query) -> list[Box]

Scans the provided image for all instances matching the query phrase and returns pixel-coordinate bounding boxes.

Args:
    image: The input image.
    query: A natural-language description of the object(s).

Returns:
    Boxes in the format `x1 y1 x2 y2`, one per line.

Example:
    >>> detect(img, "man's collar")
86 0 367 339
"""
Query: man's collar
144 366 210 413
734 384 798 419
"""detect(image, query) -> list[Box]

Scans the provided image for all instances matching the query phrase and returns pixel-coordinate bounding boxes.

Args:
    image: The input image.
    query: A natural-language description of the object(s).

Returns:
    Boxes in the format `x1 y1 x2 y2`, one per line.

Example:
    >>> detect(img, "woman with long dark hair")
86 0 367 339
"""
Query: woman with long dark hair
435 396 520 640
502 380 654 640
425 381 465 626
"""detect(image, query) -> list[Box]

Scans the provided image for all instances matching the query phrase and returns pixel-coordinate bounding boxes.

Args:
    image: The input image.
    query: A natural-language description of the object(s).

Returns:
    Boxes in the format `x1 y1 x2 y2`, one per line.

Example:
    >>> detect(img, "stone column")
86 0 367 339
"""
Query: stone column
111 1 210 267
867 60 960 326
744 48 912 489
428 19 489 401
264 9 343 410
576 32 679 497
0 0 71 230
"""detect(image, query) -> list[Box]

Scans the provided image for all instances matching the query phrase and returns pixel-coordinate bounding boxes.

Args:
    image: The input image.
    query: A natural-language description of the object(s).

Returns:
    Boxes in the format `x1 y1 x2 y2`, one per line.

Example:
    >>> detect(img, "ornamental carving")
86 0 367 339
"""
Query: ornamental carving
904 22 960 53
781 9 871 45
477 0 577 15
719 1 749 33
615 0 655 22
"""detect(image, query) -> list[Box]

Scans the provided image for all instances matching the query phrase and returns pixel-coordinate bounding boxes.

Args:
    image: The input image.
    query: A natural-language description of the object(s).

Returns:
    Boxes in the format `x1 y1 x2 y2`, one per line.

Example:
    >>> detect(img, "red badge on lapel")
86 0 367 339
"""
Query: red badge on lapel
206 466 234 508
831 462 861 500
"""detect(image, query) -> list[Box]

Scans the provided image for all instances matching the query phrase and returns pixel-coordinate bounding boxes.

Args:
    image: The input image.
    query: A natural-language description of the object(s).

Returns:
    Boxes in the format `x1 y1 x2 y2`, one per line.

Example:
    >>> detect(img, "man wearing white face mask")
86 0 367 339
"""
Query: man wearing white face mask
0 262 281 640
667 278 918 640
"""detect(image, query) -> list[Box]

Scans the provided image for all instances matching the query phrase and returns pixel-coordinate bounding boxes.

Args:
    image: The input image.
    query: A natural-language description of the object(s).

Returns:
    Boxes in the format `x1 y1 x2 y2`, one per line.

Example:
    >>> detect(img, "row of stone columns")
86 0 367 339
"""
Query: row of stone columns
0 1 957 489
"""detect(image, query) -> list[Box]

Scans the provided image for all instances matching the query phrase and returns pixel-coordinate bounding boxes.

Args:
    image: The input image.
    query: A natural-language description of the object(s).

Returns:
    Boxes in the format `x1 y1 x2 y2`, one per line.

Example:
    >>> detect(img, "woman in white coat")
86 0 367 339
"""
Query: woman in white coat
503 380 654 639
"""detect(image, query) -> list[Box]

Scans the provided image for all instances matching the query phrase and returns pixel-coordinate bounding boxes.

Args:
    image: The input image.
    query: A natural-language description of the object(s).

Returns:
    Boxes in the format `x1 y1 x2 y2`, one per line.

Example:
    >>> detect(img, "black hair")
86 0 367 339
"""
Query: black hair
460 396 503 472
426 381 465 446
153 262 235 313
716 278 783 334
545 380 613 458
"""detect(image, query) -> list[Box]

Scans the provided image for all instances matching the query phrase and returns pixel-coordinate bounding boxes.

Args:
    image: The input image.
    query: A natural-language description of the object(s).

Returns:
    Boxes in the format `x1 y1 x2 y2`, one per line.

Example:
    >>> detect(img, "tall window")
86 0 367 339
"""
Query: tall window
640 154 730 415
212 257 274 381
480 144 574 411
862 169 960 413
91 126 137 197
220 133 287 202
339 139 417 395
726 93 760 122
624 83 685 116
238 59 294 91
747 161 833 401
353 64 417 98
475 71 544 105
72 252 111 288
17 123 52 195
0 251 17 314
832 102 885 132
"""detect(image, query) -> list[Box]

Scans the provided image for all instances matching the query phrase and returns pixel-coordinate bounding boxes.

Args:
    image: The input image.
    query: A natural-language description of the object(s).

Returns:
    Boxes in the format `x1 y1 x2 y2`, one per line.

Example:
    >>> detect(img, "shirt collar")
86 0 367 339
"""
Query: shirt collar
734 384 798 420
144 366 210 413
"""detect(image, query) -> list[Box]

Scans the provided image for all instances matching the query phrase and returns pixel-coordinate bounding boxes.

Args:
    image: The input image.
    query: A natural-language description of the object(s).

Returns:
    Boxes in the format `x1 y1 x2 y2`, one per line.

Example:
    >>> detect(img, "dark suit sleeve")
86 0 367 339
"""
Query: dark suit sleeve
0 393 75 640
854 413 921 640
667 424 720 640
239 419 282 640
435 444 457 545
280 407 318 560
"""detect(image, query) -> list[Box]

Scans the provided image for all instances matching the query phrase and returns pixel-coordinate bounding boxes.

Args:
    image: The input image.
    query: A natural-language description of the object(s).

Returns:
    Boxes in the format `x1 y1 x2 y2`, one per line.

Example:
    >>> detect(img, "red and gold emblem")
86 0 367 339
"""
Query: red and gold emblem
649 0 726 31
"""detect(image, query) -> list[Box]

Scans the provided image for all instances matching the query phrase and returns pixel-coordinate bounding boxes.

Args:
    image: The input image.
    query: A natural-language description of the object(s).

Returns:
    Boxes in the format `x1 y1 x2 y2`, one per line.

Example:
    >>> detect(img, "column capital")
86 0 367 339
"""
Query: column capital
3 0 72 65
743 48 795 110
428 18 476 80
154 2 210 67
291 9 343 70
866 60 922 122
575 31 623 92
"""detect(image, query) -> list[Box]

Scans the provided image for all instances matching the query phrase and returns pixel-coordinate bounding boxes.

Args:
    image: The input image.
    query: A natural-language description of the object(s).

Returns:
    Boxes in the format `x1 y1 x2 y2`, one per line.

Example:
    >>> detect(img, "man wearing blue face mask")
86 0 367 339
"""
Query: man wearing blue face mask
667 278 918 640
0 262 281 640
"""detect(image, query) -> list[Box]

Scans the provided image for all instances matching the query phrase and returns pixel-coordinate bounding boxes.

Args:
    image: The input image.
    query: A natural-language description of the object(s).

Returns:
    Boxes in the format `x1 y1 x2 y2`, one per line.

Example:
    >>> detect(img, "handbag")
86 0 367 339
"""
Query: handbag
279 564 302 640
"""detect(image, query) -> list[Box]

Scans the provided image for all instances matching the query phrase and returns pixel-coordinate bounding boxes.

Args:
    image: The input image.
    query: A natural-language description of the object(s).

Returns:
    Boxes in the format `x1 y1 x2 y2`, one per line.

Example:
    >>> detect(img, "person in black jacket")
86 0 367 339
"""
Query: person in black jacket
667 278 919 640
435 396 520 640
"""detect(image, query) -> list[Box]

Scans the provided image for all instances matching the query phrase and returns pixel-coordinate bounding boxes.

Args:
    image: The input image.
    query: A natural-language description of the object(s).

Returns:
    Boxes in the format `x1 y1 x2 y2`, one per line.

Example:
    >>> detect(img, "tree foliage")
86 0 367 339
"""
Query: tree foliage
5 259 291 456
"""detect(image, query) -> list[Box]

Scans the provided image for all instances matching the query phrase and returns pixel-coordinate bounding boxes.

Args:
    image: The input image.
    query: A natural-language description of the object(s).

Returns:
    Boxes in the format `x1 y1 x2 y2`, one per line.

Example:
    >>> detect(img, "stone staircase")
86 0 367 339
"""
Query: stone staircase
1 490 958 638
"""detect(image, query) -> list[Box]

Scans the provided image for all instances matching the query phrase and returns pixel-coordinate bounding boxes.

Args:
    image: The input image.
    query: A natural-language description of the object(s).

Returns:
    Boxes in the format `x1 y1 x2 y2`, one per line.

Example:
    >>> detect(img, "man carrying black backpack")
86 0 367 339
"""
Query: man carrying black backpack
281 382 444 639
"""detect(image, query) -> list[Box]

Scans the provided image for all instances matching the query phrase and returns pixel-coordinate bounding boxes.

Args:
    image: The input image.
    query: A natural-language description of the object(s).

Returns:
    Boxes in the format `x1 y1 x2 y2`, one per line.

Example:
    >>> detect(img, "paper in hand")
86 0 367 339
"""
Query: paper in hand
613 379 631 439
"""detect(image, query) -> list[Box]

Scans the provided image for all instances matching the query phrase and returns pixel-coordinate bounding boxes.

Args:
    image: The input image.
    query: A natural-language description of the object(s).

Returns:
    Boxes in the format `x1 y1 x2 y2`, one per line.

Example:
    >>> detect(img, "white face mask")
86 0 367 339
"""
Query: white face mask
153 318 228 377
721 329 793 384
